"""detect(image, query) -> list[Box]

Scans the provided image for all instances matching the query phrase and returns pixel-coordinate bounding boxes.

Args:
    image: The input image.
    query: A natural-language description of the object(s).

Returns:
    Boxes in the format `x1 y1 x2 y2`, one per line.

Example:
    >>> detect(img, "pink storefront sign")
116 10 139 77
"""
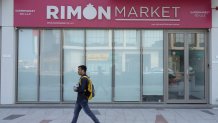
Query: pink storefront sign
14 0 212 28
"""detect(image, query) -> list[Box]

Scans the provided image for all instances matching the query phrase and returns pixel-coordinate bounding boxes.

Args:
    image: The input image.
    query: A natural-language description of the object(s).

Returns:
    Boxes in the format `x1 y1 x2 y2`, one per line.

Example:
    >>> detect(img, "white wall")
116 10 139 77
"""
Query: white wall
0 1 1 25
0 0 2 104
211 0 218 105
0 0 15 104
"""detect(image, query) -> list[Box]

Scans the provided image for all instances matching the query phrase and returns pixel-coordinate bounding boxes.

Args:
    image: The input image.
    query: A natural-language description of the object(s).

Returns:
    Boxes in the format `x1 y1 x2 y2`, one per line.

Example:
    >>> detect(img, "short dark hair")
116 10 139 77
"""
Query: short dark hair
78 65 87 72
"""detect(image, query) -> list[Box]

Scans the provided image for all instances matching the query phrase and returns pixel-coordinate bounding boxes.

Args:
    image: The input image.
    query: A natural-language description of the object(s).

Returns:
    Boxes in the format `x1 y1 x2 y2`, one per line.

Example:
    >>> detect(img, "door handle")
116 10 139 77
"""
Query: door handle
186 69 189 76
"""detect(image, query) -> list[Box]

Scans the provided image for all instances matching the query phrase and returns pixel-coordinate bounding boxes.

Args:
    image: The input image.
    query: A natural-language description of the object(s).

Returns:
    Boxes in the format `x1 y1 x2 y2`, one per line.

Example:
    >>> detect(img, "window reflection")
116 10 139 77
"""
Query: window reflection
175 34 184 47
114 30 139 47
40 30 61 101
18 29 38 101
63 29 85 101
64 30 84 46
188 33 205 100
87 30 109 47
17 29 169 103
198 34 205 47
114 30 140 101
142 30 163 102
86 30 112 102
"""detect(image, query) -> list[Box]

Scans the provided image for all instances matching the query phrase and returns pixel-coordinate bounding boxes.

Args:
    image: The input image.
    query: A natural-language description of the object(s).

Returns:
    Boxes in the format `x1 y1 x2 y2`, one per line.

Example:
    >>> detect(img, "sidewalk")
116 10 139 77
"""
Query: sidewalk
0 107 218 123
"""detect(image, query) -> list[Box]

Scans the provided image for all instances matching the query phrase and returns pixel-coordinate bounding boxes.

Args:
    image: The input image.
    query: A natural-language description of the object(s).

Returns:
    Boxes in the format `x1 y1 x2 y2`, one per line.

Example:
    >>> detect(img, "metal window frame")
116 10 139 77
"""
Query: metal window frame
164 29 208 104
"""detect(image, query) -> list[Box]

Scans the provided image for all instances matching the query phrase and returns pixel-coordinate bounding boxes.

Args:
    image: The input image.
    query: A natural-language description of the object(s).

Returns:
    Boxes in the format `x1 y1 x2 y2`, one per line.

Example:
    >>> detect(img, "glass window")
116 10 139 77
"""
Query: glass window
114 30 140 101
114 30 124 47
126 30 138 47
168 33 185 100
142 30 163 102
175 34 184 47
187 33 197 48
17 29 207 103
197 33 205 47
39 30 61 101
18 29 38 101
188 33 205 100
86 30 109 47
64 30 84 46
63 29 85 101
86 30 112 102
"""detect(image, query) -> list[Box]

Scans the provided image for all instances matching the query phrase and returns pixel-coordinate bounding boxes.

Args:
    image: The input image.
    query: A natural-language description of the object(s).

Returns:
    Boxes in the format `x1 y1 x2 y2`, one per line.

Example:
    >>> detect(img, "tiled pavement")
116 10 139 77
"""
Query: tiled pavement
1 107 218 123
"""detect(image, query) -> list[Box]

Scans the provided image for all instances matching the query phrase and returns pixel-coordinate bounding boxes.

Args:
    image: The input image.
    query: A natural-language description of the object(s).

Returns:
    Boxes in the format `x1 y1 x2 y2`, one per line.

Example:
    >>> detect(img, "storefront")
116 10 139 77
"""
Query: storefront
14 0 211 103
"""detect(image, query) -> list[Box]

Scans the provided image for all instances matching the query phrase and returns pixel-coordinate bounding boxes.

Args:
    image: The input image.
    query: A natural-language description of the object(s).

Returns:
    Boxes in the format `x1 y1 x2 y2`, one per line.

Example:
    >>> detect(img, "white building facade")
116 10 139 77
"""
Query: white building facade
0 0 218 105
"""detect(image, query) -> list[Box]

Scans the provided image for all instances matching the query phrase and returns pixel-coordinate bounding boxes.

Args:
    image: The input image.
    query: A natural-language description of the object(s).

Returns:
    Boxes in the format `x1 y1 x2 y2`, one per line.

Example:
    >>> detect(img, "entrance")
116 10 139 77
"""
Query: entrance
165 30 208 103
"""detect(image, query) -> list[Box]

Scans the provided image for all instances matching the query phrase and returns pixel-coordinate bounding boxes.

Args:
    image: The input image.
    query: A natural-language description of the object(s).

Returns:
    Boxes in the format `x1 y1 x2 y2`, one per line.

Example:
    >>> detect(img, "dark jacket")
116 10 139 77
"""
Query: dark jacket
76 74 89 103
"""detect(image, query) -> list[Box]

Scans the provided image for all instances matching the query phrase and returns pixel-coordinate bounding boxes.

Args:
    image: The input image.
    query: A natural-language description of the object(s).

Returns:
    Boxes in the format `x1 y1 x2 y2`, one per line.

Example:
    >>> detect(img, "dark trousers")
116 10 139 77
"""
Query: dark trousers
71 99 100 123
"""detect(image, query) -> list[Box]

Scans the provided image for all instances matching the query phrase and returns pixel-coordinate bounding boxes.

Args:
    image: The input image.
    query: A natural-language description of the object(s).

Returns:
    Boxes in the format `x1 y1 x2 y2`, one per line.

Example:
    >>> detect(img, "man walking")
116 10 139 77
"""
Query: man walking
71 65 100 123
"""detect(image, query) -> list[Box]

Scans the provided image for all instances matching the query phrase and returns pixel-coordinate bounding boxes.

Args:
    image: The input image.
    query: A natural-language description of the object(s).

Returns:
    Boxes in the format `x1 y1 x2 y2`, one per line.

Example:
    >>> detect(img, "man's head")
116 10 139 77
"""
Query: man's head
78 65 87 76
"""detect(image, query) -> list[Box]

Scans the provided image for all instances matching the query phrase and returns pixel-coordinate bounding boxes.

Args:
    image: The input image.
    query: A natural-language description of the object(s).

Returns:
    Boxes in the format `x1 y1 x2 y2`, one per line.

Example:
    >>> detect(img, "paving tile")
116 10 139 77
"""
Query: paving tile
0 108 218 123
92 110 101 115
157 110 176 121
201 110 215 115
49 119 70 123
3 114 25 120
196 110 216 120
156 108 165 111
155 114 168 123
175 109 199 121
17 119 43 123
40 120 53 123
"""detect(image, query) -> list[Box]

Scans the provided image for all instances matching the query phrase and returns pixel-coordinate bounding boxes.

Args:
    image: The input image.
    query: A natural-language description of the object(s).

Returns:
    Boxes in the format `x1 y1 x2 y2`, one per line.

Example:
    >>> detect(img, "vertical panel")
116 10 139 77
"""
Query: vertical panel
2 0 13 26
114 30 140 101
39 30 61 101
63 29 85 101
1 27 15 104
18 29 38 101
168 33 185 100
86 30 112 102
211 28 218 104
0 0 2 25
142 30 163 102
187 33 205 100
0 27 1 102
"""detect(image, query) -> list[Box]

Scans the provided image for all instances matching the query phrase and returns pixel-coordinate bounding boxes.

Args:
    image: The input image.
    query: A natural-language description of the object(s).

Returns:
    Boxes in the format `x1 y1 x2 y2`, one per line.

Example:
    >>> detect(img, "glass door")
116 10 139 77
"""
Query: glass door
166 30 207 103
167 33 185 101
187 33 206 101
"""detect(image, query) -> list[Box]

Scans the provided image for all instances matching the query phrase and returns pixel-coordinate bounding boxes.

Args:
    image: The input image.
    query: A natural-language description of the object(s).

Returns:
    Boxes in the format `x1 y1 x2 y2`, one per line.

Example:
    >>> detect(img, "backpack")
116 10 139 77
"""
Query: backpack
80 76 95 100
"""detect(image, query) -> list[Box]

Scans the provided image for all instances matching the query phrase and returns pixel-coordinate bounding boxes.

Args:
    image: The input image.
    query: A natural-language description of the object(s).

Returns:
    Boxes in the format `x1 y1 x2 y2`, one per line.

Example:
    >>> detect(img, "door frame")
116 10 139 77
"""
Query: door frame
164 30 209 103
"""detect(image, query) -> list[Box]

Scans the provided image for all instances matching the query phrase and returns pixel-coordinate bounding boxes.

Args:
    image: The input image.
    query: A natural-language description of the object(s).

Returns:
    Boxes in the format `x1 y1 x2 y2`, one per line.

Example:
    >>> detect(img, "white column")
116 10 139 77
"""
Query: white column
210 0 218 105
0 0 2 25
0 0 2 104
0 0 15 104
